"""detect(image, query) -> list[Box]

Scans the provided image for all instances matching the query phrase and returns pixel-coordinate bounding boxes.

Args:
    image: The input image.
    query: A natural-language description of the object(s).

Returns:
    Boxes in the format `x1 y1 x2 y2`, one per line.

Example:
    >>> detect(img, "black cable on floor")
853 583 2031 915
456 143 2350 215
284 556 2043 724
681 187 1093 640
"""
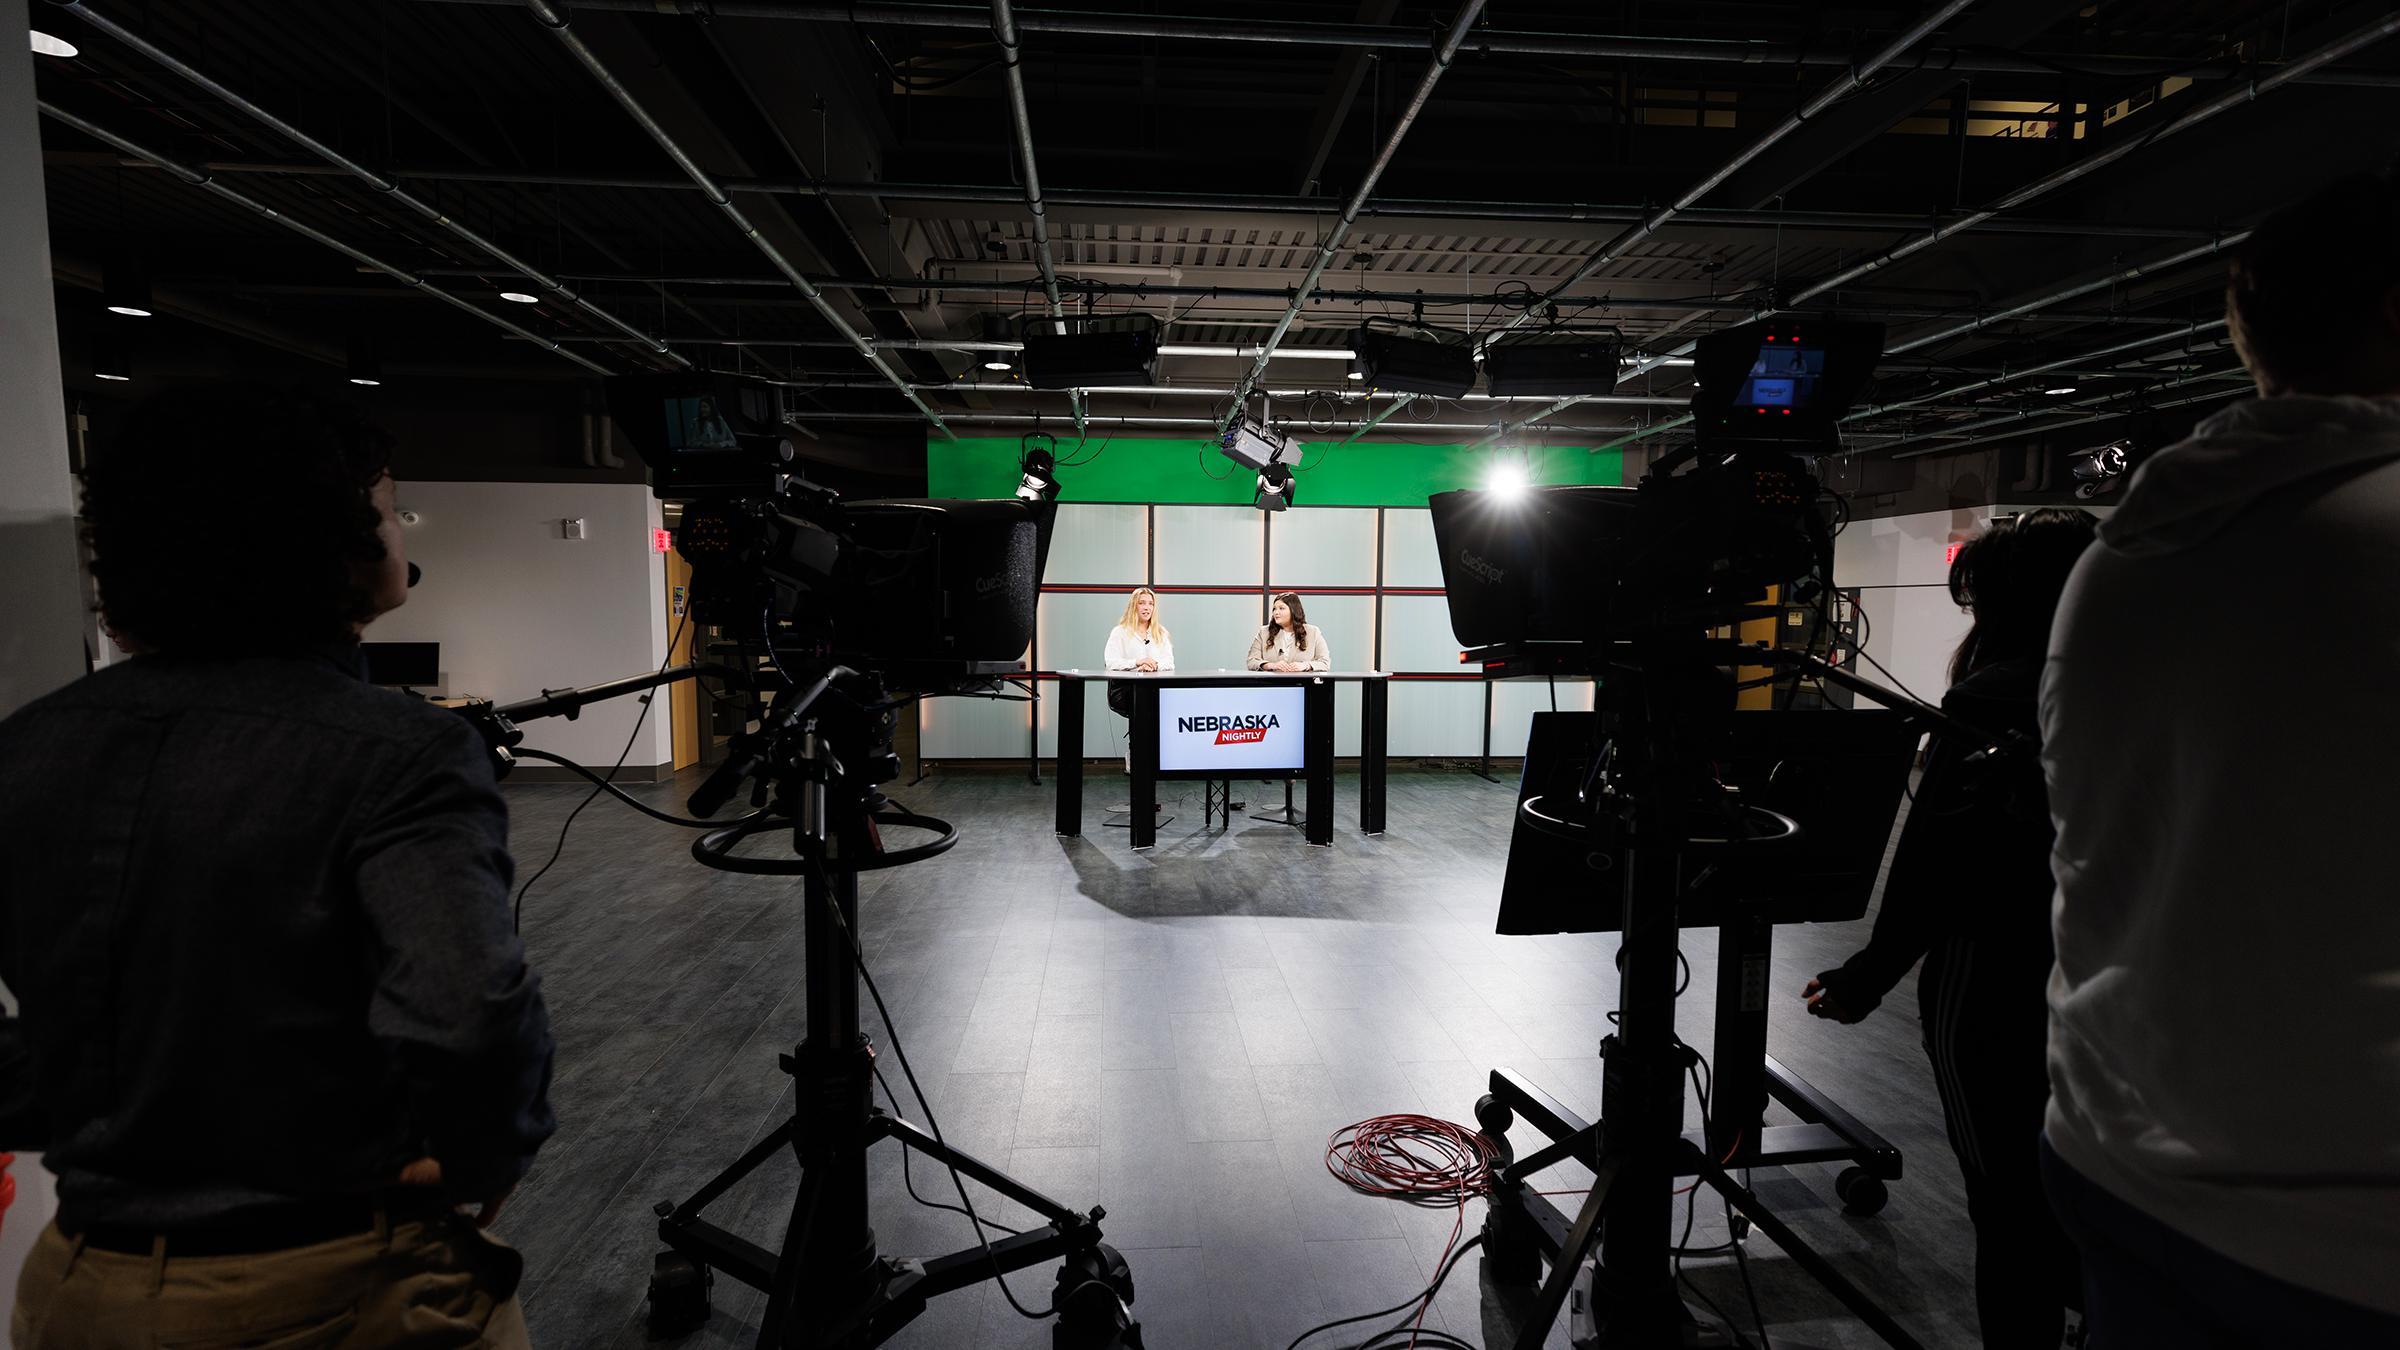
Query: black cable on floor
870 1060 1024 1237
512 612 685 932
1282 1232 1486 1350
815 863 1054 1322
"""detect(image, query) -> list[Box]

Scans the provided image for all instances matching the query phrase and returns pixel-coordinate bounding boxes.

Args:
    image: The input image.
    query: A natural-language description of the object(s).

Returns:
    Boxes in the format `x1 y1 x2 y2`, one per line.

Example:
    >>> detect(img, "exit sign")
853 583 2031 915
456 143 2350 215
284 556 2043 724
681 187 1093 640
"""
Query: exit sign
653 527 674 554
1945 542 1963 566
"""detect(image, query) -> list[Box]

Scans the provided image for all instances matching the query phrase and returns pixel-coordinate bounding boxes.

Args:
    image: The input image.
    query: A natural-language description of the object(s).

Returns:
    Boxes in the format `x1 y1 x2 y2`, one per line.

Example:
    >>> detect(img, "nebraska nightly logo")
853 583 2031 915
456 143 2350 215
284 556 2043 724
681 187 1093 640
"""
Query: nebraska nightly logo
1178 712 1282 745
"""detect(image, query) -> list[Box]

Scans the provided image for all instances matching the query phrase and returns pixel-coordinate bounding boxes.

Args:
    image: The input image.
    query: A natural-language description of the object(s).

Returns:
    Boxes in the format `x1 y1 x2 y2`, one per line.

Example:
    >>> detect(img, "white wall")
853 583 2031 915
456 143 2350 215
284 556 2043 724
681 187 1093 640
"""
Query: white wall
1833 503 2109 704
372 481 672 771
2 0 74 1311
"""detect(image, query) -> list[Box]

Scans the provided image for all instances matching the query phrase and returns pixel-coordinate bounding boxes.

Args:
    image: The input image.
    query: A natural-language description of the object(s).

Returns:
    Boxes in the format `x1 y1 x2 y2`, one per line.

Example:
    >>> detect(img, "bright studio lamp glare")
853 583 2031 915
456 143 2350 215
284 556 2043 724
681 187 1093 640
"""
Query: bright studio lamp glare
31 30 79 59
1487 459 1531 501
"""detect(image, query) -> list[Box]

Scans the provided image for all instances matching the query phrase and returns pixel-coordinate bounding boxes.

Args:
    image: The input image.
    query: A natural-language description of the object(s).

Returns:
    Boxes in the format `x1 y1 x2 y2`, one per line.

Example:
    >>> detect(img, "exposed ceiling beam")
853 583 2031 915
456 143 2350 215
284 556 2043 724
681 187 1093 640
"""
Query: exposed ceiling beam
1295 0 1399 196
399 0 2400 89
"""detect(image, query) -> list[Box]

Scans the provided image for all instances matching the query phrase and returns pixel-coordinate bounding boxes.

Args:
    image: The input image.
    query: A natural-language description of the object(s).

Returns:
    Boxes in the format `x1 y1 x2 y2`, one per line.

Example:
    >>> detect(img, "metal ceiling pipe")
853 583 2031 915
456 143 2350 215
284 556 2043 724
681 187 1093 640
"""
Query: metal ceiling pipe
1789 9 2400 309
137 160 2220 241
1216 0 1492 434
1888 380 2250 458
772 410 1639 435
775 379 1686 405
1495 0 1978 349
1476 10 2400 450
1877 364 2244 455
990 0 1081 436
38 104 610 376
519 0 957 438
45 0 682 368
1886 232 2250 355
1847 321 2229 421
401 0 2400 88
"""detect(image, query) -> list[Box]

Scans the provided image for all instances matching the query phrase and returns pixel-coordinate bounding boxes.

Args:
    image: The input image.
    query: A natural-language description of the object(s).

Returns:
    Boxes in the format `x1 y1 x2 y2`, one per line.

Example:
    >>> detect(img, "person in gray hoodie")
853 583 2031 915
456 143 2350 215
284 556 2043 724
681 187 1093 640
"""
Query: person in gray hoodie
2039 170 2400 1346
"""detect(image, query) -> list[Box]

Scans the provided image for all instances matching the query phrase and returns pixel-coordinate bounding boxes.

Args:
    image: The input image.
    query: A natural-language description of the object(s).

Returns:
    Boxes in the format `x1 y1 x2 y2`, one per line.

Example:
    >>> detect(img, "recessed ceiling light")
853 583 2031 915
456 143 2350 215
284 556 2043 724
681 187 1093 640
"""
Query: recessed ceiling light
95 372 131 382
2045 386 2078 395
499 291 540 304
105 304 154 318
349 377 383 387
1346 369 1364 381
983 358 1013 372
30 31 79 59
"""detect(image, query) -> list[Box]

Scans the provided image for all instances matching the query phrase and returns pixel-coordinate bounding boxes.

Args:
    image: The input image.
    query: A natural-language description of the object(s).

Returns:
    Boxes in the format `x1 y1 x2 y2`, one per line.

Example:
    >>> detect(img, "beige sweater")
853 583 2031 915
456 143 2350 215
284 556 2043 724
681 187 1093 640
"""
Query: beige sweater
1244 623 1329 671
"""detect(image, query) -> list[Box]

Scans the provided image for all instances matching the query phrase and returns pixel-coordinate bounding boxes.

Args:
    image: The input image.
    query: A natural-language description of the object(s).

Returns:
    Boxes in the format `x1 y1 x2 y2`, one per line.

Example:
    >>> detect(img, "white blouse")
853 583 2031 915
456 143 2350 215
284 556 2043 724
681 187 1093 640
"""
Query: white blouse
1104 624 1175 672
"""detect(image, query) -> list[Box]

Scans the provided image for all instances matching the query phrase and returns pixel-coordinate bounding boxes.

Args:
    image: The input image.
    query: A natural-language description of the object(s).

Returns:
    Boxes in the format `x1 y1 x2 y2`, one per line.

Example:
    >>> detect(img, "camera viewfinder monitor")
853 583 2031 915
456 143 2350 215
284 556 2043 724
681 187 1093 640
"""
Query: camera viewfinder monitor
1690 319 1884 451
605 373 794 498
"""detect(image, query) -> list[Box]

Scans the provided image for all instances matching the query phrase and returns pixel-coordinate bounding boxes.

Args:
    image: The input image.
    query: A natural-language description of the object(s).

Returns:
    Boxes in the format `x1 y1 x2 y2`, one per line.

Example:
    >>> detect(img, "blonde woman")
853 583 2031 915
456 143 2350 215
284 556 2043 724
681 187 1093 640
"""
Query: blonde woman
1103 589 1172 797
1245 592 1330 673
1104 587 1174 674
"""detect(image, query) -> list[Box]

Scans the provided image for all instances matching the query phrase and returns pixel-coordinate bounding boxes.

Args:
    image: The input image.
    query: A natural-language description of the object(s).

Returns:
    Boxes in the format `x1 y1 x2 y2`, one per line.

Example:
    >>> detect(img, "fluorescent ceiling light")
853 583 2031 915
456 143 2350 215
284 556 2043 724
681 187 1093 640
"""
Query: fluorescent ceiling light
30 31 79 59
105 304 154 318
499 291 540 304
95 372 131 382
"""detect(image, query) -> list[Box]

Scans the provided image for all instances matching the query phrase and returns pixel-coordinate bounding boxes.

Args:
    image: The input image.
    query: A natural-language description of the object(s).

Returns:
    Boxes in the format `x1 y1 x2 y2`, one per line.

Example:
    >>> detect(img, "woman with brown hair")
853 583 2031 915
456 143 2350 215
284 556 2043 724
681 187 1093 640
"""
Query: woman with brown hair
1245 592 1330 673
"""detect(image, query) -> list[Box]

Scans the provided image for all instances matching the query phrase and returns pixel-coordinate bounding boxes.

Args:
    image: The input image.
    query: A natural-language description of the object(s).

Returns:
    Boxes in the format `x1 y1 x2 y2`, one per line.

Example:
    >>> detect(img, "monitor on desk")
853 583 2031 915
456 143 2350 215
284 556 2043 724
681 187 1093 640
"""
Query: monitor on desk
1153 681 1306 776
360 641 440 689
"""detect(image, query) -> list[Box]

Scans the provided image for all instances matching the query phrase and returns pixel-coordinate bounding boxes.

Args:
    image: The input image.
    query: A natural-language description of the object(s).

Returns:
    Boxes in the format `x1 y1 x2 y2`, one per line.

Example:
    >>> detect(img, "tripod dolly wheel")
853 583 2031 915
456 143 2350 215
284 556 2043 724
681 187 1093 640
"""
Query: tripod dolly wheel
1053 1243 1144 1350
645 1250 713 1335
1473 1092 1514 1137
1834 1166 1889 1216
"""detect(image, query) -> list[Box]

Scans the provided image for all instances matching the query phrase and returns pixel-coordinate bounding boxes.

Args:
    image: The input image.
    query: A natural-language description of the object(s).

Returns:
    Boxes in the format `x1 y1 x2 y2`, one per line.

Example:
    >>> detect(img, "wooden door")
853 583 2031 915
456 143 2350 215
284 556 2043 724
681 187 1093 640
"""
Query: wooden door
665 548 700 771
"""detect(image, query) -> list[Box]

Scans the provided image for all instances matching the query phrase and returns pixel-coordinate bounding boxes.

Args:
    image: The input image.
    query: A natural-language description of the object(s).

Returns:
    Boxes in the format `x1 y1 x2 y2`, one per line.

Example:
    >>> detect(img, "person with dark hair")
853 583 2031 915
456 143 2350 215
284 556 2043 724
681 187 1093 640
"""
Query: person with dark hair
2040 169 2400 1347
1245 592 1331 673
1804 508 2097 1350
1 385 554 1348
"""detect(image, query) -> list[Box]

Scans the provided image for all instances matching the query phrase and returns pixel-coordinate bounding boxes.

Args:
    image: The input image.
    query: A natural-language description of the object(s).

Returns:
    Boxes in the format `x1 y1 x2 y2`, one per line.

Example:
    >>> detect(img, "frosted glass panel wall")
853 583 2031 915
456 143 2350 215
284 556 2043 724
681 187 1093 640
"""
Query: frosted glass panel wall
1382 508 1445 588
1154 506 1264 587
1034 677 1117 760
1389 681 1485 757
1268 507 1378 587
1292 593 1374 672
920 690 1029 758
1382 594 1468 674
1159 592 1270 673
1045 503 1148 585
1490 679 1595 760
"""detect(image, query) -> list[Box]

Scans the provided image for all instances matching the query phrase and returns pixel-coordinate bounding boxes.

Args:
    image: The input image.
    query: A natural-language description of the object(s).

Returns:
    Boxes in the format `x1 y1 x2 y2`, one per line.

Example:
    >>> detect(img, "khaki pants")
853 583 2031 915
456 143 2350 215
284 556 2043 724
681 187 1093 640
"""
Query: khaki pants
10 1212 529 1349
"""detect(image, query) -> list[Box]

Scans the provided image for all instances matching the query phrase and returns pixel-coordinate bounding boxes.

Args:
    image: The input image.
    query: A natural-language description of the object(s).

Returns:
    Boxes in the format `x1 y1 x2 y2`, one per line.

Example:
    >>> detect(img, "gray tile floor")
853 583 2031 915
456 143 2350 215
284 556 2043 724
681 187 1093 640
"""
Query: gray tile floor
501 766 1984 1350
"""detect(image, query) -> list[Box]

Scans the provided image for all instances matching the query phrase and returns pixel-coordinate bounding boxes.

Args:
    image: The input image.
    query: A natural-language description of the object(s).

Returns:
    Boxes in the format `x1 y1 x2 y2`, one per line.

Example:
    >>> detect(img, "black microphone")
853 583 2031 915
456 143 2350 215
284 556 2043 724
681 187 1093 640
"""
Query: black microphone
406 561 422 588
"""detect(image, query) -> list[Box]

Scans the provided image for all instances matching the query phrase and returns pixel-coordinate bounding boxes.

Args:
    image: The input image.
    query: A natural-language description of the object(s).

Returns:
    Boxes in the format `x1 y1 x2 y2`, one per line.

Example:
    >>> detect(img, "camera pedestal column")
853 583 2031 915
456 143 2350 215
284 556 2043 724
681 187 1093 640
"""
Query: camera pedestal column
650 696 1143 1349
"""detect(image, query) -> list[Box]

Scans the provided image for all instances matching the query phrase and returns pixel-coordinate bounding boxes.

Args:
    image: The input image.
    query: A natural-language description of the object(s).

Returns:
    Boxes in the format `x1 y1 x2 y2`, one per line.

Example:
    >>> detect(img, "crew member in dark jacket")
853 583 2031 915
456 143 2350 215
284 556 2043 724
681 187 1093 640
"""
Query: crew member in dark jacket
0 386 554 1348
1803 508 2096 1350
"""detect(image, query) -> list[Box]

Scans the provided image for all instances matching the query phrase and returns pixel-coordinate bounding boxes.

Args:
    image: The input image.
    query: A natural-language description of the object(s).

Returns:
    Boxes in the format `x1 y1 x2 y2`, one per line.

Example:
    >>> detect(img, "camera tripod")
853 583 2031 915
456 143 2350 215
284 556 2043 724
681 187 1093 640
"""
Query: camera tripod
1475 637 1929 1350
462 662 1141 1349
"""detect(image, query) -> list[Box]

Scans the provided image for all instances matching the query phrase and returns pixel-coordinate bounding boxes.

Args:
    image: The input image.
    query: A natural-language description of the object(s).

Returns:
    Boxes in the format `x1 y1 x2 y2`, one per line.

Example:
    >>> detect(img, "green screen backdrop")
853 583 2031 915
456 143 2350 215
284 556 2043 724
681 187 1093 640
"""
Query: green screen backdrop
927 436 1623 505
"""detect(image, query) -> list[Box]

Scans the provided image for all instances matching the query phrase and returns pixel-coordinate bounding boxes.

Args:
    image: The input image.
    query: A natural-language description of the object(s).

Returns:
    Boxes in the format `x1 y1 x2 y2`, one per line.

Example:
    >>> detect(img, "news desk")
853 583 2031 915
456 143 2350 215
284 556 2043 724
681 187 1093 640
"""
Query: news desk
1052 670 1393 848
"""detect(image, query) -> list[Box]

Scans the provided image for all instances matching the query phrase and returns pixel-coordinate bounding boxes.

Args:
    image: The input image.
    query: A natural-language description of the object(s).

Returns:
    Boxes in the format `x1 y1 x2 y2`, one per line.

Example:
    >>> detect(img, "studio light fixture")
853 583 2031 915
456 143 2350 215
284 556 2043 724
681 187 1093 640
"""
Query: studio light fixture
979 314 1016 371
30 30 79 59
103 257 153 318
2045 386 2079 395
1255 462 1296 512
1484 332 1624 399
499 290 541 305
983 356 1016 372
347 336 383 387
1022 314 1161 389
94 338 132 383
1353 320 1477 398
1218 414 1297 472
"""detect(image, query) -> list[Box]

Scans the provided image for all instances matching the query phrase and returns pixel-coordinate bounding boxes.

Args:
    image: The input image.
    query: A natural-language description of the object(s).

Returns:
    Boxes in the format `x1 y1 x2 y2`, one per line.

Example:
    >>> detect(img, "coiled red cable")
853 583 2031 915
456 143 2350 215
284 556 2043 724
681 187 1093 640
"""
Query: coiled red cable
1324 1115 1501 1347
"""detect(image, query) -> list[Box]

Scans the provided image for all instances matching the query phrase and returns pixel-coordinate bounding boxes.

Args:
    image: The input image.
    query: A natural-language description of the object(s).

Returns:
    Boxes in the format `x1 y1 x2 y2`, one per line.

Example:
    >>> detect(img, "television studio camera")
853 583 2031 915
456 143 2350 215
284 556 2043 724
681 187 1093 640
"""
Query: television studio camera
1428 319 2013 1350
454 375 1143 1350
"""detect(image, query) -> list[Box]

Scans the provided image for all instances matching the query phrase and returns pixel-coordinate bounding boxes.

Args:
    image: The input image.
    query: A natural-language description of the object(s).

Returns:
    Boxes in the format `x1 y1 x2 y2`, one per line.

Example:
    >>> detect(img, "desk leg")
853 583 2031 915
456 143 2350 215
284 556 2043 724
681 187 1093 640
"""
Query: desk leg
1055 677 1082 837
1360 679 1388 835
1306 680 1334 846
1131 683 1157 850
